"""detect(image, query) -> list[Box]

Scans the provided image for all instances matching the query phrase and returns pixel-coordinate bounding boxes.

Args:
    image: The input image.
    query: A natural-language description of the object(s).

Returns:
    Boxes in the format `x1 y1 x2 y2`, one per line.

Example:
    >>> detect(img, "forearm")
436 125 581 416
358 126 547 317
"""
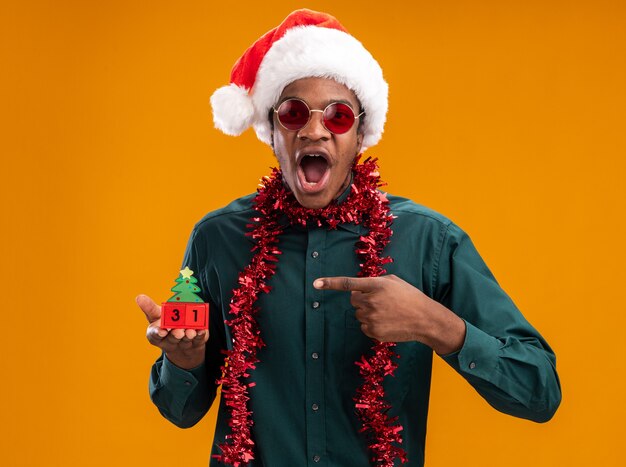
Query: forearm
441 321 561 422
166 347 206 369
149 353 216 428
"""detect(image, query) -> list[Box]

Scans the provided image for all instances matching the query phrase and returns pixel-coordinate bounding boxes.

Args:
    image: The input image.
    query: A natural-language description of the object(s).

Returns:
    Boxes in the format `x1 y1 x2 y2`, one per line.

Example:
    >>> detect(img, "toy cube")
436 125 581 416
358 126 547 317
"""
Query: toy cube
161 302 209 330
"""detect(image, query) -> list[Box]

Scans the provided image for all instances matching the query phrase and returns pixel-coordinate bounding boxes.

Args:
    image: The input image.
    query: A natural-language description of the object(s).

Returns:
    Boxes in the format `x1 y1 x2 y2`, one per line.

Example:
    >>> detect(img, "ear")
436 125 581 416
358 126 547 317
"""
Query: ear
355 131 364 155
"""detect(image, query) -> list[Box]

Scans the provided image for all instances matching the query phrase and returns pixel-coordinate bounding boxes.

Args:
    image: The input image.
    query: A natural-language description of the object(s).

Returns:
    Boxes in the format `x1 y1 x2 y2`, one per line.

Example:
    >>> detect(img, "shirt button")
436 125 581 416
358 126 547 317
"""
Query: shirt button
312 403 319 411
312 352 319 360
312 301 320 309
469 362 476 370
313 455 321 463
311 251 319 258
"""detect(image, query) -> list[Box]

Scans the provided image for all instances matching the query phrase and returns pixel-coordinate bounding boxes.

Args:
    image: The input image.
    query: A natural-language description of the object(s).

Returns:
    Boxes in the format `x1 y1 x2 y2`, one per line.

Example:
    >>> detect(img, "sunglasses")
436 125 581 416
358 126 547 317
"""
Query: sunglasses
273 98 364 135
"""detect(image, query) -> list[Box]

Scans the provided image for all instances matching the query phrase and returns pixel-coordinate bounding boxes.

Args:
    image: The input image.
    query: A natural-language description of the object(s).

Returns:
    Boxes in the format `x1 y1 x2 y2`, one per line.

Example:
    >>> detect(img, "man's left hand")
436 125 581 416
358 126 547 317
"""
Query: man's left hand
313 274 466 355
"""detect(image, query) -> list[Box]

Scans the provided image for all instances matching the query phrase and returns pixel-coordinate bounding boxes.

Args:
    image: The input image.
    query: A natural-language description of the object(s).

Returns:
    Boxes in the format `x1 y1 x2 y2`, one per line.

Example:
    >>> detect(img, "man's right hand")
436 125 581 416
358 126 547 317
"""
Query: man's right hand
136 294 209 369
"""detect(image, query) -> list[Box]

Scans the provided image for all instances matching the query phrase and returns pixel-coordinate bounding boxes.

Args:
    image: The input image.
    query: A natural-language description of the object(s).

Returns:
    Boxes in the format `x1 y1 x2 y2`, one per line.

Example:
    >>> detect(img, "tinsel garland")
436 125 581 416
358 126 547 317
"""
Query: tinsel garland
214 156 407 466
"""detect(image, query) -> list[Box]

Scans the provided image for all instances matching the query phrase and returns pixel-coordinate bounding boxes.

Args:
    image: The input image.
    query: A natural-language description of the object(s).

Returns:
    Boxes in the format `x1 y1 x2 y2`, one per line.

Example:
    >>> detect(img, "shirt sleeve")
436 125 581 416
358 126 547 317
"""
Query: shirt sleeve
149 353 214 428
148 226 226 428
434 222 562 422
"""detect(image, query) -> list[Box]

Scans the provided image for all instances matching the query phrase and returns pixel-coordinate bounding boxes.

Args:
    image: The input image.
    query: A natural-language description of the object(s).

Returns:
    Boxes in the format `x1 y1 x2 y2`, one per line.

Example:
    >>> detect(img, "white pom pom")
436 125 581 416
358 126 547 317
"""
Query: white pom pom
210 84 255 136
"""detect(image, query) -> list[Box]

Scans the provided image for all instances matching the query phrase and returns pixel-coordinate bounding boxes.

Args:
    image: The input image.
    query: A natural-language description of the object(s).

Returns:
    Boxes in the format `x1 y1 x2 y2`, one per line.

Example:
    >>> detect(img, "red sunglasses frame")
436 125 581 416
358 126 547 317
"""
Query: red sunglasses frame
272 98 365 135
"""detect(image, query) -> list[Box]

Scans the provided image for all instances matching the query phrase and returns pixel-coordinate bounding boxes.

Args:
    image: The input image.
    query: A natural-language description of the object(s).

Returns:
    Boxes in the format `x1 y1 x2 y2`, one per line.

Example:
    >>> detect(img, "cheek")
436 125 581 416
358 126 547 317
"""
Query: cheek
273 145 296 180
272 134 286 163
338 137 361 166
273 131 293 159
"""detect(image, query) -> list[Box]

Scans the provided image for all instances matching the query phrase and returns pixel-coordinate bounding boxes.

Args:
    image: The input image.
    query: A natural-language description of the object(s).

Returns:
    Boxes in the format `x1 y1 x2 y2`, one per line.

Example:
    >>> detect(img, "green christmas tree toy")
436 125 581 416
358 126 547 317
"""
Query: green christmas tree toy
161 266 209 329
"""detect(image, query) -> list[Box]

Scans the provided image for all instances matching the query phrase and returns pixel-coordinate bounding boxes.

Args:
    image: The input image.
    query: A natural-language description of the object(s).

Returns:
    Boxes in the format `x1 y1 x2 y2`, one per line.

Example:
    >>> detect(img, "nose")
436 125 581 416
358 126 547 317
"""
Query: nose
298 109 331 141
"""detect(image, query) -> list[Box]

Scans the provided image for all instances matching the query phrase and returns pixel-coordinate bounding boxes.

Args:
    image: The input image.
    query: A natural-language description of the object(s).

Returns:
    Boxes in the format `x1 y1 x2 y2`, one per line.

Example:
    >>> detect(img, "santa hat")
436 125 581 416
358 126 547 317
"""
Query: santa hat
210 9 388 150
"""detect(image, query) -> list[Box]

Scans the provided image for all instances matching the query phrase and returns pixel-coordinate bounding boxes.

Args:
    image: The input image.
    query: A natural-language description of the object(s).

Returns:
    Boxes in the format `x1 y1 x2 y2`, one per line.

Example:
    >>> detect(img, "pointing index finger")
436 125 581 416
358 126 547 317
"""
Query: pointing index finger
313 276 378 292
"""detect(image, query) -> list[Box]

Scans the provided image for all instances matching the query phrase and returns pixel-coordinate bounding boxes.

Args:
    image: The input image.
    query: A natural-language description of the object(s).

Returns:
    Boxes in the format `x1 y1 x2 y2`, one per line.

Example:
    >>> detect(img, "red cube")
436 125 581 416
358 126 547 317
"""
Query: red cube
161 302 209 330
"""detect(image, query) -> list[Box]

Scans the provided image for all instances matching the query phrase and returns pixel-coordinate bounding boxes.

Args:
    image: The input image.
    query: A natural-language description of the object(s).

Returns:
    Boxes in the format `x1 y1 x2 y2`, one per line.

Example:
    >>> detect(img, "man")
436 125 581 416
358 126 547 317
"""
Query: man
137 9 561 466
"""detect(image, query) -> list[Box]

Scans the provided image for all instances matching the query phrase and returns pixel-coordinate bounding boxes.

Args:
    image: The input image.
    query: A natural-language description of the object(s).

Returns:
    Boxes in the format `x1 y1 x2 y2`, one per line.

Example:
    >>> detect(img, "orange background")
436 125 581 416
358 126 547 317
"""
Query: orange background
1 1 625 466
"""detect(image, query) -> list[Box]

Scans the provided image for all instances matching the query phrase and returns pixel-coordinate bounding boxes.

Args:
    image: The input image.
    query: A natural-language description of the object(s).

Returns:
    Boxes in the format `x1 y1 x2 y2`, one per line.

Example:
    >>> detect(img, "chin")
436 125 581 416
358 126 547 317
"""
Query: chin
295 193 331 210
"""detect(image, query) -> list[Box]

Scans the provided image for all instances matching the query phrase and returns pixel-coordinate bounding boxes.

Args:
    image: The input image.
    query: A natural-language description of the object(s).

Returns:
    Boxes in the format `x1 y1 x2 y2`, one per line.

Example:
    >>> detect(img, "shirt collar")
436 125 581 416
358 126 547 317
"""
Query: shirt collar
330 175 361 232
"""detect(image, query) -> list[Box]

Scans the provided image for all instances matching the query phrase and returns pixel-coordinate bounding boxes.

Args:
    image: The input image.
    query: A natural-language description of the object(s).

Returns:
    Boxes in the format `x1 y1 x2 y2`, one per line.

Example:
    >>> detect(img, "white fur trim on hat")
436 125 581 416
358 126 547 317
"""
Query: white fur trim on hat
250 26 388 150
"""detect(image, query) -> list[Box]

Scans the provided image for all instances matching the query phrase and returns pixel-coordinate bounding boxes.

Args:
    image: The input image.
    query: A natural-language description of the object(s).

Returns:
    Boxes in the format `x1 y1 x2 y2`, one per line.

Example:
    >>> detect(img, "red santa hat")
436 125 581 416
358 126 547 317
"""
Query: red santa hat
210 9 388 150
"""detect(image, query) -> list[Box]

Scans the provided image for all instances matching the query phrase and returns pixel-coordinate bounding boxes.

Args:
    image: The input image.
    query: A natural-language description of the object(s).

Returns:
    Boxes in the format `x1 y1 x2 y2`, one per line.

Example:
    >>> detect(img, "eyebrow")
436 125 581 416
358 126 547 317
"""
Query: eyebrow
278 96 357 109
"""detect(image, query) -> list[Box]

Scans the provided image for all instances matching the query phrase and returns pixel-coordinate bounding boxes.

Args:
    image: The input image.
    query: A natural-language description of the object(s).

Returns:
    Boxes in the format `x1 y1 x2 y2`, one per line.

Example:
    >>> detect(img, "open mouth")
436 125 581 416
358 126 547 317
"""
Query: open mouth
300 154 329 183
297 153 331 193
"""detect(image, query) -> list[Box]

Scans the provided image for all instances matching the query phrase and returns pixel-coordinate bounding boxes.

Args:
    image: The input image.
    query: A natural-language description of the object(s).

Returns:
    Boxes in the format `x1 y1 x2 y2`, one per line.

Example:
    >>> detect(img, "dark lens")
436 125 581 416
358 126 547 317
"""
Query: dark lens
276 99 310 130
323 103 355 134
